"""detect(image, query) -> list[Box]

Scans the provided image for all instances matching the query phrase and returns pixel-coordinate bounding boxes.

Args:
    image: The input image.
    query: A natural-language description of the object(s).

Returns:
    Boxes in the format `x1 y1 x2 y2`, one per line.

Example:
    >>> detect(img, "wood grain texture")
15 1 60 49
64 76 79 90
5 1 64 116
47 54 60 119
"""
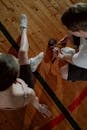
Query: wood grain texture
0 0 87 130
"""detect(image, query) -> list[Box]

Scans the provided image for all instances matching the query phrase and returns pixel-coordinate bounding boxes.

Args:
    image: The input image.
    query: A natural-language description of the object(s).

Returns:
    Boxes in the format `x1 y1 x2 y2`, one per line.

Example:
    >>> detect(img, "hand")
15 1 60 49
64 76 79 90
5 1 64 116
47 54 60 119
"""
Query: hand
51 47 59 63
58 52 64 59
39 104 52 118
53 47 59 57
16 78 28 87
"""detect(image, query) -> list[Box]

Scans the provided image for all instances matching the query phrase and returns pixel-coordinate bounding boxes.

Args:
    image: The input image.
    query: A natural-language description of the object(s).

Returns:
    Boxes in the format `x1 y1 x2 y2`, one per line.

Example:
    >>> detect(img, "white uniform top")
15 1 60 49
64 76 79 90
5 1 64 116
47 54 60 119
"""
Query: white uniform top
72 38 87 69
0 79 37 110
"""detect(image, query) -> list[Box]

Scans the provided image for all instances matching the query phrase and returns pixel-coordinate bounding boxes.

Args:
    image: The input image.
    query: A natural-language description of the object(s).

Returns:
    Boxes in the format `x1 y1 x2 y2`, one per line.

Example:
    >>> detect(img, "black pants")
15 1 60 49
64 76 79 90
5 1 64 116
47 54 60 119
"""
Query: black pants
19 64 34 89
68 64 87 82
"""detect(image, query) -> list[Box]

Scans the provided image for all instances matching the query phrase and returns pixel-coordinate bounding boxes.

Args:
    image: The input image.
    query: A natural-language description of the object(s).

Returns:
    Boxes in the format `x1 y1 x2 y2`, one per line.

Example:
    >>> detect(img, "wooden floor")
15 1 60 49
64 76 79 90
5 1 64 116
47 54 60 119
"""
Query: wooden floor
0 0 87 130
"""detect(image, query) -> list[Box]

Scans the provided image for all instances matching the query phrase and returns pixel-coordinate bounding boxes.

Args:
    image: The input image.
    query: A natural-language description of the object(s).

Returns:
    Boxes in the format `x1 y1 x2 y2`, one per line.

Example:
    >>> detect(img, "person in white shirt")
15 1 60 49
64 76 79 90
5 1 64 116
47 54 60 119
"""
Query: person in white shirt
53 2 87 81
0 14 51 118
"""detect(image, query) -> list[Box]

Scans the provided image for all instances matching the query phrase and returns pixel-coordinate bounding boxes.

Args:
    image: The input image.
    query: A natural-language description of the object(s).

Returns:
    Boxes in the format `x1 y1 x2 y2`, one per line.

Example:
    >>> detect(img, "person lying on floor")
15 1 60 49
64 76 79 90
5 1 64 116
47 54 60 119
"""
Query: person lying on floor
0 14 52 118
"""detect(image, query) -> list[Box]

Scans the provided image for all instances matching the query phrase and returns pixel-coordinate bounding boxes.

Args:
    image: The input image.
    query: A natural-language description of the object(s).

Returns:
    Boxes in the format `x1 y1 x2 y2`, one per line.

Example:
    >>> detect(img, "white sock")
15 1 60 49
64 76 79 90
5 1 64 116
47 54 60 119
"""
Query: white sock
20 14 28 33
28 52 44 72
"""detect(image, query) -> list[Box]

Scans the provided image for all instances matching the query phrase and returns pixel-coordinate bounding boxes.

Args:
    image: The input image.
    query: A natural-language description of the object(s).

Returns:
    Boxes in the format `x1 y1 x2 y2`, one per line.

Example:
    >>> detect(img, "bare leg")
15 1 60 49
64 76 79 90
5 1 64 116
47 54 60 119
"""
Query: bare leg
18 29 44 71
18 28 29 65
18 14 34 88
18 14 44 71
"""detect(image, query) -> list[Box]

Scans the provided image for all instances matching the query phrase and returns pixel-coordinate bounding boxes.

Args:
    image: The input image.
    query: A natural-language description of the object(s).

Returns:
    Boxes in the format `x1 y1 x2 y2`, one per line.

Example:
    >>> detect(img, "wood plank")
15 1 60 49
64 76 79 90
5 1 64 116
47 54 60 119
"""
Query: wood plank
0 0 87 130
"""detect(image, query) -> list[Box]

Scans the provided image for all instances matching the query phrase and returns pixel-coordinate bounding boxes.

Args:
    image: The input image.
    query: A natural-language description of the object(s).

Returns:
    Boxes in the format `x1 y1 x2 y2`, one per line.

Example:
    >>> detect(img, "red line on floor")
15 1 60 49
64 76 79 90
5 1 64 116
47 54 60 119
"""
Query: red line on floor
40 86 87 130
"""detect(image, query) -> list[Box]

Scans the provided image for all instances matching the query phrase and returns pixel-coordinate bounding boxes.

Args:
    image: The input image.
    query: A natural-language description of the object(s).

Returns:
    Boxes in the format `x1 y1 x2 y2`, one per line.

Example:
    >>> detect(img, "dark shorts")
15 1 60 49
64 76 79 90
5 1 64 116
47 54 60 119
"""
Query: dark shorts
67 64 87 82
19 64 34 89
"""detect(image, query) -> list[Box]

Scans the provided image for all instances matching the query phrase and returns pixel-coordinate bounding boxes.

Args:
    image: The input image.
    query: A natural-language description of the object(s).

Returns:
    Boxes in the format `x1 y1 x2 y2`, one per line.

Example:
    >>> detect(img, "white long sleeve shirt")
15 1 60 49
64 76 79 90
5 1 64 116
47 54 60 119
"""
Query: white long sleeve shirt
72 38 87 69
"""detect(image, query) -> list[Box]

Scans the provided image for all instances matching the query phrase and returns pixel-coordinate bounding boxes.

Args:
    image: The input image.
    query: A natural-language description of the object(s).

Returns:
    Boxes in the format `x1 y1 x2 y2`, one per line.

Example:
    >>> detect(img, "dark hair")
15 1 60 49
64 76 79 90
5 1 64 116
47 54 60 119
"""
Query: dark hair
0 54 19 91
61 3 87 31
48 38 57 47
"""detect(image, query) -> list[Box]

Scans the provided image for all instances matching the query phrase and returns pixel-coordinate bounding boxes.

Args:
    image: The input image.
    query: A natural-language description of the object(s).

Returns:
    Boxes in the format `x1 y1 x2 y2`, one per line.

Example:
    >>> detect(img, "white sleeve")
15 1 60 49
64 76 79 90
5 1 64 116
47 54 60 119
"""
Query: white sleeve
72 52 79 64
26 88 52 118
12 78 41 110
61 47 75 56
72 38 87 67
25 87 41 110
12 79 52 117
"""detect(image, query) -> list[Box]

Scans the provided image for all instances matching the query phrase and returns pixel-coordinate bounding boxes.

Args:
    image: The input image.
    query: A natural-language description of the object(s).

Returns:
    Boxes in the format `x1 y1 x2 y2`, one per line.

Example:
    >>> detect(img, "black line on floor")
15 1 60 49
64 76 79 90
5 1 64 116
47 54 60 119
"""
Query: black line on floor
0 21 81 130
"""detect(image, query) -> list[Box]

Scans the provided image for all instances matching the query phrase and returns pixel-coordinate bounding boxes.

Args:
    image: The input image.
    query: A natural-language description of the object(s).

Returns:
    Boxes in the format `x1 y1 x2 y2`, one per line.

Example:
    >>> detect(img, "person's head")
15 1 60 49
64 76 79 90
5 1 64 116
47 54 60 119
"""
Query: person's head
0 53 19 91
48 38 57 49
61 3 87 38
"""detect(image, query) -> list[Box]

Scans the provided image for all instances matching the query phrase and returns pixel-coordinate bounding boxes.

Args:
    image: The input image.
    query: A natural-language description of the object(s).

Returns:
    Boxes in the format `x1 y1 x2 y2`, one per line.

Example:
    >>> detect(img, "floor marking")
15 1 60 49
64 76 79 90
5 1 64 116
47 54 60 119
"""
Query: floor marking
0 21 81 130
40 86 87 130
